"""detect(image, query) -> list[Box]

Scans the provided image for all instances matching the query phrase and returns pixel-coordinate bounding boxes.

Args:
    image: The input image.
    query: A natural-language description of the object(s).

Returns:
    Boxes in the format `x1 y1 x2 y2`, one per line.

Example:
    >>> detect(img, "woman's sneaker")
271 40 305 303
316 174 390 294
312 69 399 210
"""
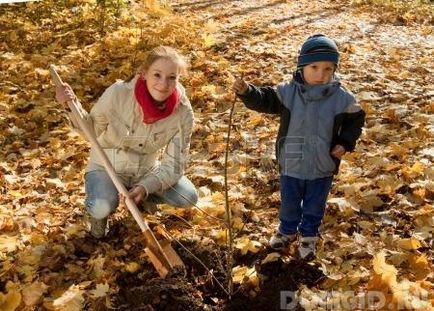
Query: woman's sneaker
90 217 107 239
298 236 318 261
269 232 297 250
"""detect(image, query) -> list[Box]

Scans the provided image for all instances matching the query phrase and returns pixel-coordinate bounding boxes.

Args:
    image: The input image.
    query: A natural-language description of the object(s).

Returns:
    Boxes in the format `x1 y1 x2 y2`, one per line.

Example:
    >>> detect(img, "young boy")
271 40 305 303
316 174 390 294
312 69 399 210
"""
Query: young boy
233 34 365 260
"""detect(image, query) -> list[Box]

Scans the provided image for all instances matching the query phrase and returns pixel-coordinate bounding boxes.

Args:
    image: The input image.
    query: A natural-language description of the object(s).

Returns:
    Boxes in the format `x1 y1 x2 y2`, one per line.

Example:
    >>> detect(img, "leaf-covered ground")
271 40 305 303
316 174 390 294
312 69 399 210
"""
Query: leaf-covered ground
0 0 433 310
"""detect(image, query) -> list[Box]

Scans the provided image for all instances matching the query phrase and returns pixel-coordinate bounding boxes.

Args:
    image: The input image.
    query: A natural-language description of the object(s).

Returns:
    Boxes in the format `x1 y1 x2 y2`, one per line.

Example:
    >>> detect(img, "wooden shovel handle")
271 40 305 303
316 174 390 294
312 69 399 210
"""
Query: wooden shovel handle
49 65 150 232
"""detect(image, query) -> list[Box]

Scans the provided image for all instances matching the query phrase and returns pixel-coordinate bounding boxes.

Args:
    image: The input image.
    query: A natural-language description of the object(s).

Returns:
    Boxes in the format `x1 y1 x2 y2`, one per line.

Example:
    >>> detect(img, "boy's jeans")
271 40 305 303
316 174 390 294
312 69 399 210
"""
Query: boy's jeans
85 169 198 220
278 175 333 237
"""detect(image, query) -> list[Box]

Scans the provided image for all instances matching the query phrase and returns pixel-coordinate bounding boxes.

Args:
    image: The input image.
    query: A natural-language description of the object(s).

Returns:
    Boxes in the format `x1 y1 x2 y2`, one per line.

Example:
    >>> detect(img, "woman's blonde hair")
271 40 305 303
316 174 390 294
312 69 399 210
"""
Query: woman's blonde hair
126 46 187 82
142 46 187 74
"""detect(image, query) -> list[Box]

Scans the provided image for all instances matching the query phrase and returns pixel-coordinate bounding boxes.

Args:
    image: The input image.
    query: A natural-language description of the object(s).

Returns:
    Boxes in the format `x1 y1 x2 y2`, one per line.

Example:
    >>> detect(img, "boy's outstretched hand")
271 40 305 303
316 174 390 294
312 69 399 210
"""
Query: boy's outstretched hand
232 77 249 95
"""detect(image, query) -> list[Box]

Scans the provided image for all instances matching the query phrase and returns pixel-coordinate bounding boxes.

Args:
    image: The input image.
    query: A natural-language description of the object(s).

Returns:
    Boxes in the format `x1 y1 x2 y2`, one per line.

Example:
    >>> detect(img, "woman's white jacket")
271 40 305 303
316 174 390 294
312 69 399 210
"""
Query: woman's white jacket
68 76 194 194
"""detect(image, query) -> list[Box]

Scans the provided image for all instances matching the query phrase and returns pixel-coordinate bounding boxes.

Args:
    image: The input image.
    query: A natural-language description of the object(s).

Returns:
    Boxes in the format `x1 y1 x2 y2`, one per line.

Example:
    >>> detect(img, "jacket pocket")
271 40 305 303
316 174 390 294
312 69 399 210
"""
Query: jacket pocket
278 136 304 174
315 139 336 174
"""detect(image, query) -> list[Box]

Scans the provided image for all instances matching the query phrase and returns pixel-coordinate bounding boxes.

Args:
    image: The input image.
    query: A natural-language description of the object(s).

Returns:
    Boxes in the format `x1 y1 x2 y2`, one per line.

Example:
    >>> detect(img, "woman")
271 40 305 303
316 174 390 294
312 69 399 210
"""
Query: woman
56 46 198 238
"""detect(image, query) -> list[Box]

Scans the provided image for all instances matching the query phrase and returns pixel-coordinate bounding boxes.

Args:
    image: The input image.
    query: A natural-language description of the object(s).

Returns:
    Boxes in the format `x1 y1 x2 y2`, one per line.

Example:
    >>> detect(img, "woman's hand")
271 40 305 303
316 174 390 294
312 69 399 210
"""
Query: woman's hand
123 186 148 205
330 144 346 159
55 83 76 107
232 77 249 95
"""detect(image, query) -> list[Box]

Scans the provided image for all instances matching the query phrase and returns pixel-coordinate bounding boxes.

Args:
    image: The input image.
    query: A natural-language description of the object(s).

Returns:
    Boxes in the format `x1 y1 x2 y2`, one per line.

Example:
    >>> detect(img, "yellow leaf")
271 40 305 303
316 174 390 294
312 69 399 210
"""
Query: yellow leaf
0 235 19 252
143 0 170 17
204 20 218 33
8 190 22 198
249 210 260 223
65 224 86 238
125 262 140 273
22 281 48 306
88 255 105 278
211 229 228 245
247 115 264 127
402 163 424 180
412 187 426 199
397 237 422 250
232 217 244 230
408 254 431 280
211 191 225 203
90 283 109 299
52 284 84 311
202 34 216 48
248 269 260 287
357 220 374 230
29 233 48 245
392 279 432 310
232 265 248 284
347 270 363 286
35 68 50 78
46 178 66 189
231 265 258 286
201 84 217 96
0 289 21 311
0 217 15 232
410 161 425 174
261 252 281 264
235 237 262 255
389 143 409 159
372 252 397 286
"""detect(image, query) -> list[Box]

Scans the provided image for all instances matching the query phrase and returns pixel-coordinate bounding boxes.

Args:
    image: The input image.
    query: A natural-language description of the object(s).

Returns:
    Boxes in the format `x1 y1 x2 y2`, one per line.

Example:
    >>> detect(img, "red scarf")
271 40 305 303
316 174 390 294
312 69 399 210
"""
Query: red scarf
134 77 180 124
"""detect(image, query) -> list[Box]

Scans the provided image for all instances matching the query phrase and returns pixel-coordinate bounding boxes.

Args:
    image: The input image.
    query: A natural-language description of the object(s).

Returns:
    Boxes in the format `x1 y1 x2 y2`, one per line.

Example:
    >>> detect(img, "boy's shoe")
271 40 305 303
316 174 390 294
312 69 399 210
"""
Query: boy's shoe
90 217 107 239
298 236 318 261
269 232 297 250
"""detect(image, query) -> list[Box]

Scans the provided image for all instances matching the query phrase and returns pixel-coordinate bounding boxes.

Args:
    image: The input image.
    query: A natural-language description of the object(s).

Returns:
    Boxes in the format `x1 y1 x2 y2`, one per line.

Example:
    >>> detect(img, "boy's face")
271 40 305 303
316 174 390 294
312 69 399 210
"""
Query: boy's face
302 61 335 85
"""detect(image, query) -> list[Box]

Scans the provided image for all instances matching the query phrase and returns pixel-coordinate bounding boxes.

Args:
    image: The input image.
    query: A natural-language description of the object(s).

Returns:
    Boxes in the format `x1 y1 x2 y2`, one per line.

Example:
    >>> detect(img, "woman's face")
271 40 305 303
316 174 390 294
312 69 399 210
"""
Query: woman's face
302 61 335 85
143 58 179 102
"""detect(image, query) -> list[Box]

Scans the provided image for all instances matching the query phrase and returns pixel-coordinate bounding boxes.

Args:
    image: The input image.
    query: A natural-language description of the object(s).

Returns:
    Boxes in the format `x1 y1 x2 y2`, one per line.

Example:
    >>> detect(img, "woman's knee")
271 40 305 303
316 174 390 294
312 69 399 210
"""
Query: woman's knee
86 197 118 219
171 189 198 208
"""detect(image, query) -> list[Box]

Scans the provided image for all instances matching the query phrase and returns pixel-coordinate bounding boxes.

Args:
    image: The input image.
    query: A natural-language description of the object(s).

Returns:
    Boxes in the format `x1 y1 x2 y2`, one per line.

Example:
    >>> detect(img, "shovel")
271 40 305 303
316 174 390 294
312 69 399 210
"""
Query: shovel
49 65 184 278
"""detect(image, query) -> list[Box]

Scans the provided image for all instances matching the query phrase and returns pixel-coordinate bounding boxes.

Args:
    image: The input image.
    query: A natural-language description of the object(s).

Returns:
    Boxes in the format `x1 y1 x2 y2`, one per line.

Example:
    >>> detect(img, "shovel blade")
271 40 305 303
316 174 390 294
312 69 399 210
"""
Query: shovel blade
159 239 184 268
143 231 184 278
145 247 170 278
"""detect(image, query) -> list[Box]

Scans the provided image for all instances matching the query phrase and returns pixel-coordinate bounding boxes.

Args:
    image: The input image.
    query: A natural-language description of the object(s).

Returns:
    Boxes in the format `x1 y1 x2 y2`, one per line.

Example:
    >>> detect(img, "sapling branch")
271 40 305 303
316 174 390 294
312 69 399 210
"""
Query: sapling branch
224 93 237 298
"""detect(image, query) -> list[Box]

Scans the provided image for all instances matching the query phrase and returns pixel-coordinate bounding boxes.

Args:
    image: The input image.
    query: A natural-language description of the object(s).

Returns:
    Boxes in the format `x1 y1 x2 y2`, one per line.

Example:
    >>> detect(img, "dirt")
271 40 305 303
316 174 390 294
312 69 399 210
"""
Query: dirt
112 238 325 311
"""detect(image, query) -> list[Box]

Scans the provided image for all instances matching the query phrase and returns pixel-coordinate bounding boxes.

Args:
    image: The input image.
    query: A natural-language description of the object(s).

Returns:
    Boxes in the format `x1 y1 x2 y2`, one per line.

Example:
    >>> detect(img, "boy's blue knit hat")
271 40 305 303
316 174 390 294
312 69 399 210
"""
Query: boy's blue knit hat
297 34 339 67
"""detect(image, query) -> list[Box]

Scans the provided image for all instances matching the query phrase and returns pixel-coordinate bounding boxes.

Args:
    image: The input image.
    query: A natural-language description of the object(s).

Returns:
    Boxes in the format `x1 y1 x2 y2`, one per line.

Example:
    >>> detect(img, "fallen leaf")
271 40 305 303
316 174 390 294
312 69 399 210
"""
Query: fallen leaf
396 237 422 250
89 283 109 299
125 262 140 273
0 289 21 311
22 281 48 306
235 237 262 255
261 252 281 265
0 235 19 252
51 284 85 311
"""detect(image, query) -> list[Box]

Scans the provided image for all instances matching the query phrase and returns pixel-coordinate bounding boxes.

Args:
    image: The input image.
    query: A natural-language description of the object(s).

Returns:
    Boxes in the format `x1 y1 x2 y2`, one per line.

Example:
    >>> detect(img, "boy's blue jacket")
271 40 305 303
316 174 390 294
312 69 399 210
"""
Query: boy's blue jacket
238 79 365 180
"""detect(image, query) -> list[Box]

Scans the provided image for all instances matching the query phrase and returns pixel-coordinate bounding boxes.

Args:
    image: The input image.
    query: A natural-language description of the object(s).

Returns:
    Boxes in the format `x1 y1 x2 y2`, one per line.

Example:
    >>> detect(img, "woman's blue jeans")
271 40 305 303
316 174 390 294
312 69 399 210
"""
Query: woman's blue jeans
278 175 333 237
85 169 198 219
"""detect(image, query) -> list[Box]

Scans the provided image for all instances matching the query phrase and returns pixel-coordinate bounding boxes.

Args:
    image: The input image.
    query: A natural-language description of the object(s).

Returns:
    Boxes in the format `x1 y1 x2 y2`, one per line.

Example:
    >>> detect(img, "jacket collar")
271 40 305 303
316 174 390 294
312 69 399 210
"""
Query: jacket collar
293 78 341 101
